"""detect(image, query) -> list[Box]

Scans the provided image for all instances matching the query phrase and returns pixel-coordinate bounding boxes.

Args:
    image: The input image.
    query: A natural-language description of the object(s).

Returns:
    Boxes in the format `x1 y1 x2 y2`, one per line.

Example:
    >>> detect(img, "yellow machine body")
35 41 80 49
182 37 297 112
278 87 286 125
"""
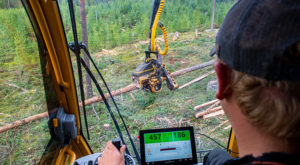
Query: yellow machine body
22 0 92 164
228 130 239 158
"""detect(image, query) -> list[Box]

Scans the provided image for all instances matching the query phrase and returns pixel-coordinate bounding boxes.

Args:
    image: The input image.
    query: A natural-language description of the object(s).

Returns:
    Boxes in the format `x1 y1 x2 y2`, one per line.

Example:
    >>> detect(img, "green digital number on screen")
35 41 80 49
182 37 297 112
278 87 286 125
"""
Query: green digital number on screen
145 133 162 143
173 131 190 141
149 134 161 140
145 131 190 144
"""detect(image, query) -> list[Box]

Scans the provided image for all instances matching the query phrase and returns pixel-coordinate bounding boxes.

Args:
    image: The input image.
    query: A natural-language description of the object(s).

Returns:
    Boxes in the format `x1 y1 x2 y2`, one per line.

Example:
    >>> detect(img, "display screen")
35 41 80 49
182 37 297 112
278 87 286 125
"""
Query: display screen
144 130 193 163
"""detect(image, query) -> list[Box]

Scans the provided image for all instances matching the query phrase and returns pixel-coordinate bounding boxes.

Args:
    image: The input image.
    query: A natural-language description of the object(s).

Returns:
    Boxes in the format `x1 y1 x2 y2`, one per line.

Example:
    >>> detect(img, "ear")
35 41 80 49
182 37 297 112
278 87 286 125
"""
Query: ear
214 62 232 100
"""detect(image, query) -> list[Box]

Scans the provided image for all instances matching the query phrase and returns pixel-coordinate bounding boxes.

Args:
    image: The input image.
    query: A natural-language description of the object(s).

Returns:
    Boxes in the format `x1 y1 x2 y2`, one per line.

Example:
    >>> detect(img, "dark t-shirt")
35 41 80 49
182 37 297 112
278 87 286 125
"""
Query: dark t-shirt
203 148 300 165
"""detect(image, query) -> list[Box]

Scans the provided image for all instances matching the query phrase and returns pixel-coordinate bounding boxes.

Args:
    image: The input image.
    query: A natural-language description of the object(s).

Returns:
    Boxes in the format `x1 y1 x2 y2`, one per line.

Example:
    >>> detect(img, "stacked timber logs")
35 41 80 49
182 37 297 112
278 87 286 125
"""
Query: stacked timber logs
194 99 231 132
194 99 223 118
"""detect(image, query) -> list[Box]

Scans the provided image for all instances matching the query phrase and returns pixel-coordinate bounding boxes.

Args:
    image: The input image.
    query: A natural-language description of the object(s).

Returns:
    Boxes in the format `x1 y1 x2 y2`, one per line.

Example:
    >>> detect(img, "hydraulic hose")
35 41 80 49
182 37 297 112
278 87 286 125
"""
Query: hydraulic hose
81 44 141 163
157 22 168 55
150 0 168 55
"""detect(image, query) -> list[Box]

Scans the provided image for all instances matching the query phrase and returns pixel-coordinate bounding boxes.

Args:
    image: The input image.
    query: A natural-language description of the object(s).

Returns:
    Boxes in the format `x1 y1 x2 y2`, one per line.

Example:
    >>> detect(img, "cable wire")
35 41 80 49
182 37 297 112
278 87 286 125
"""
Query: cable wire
67 0 90 139
196 133 239 155
80 43 141 164
80 57 132 156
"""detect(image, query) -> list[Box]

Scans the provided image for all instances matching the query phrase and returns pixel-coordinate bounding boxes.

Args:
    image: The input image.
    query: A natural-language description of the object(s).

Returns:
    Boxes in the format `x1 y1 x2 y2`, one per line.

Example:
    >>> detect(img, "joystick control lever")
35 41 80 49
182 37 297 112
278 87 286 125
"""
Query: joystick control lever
112 138 121 151
73 138 135 165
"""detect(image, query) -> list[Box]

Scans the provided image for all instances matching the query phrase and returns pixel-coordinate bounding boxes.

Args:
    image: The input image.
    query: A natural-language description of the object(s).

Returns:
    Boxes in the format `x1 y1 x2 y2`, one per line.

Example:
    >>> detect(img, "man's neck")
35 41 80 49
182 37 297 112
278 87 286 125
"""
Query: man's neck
222 97 300 157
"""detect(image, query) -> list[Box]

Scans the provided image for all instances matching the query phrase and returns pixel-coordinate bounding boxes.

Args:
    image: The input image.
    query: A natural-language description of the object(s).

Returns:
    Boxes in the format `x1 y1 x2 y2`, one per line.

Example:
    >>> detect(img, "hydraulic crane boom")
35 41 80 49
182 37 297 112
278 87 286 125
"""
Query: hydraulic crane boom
132 0 178 93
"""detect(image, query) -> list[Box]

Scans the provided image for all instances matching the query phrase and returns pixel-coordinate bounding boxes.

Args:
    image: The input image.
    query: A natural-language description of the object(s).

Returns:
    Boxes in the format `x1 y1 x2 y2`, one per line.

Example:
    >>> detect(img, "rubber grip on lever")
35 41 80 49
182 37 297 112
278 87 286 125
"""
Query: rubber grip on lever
112 138 121 151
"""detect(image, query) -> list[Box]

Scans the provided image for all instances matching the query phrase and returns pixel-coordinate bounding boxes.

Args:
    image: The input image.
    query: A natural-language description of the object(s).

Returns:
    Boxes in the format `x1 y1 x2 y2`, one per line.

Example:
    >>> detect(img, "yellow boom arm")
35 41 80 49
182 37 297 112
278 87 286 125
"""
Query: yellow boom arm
150 0 168 55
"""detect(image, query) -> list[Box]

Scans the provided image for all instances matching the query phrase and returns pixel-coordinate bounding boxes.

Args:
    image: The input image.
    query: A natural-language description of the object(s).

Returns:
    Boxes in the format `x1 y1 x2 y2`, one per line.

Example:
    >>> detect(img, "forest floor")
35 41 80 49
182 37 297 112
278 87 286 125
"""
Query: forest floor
0 30 230 165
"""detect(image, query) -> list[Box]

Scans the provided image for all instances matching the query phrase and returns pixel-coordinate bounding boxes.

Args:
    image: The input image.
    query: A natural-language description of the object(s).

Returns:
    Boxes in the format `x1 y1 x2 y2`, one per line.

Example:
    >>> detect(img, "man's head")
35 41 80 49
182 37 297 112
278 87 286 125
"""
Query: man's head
211 0 300 139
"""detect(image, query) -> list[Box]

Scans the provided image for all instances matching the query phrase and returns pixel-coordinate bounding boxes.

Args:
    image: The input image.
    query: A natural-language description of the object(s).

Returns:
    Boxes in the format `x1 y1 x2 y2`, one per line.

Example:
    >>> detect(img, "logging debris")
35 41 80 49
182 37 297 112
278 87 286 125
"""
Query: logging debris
224 125 231 130
129 92 136 102
209 120 229 134
173 32 180 41
0 113 12 117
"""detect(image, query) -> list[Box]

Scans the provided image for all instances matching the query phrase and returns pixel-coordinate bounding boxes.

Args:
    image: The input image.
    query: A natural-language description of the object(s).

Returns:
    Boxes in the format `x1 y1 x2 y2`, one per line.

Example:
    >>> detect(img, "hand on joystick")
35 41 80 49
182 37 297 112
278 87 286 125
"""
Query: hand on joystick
98 141 126 165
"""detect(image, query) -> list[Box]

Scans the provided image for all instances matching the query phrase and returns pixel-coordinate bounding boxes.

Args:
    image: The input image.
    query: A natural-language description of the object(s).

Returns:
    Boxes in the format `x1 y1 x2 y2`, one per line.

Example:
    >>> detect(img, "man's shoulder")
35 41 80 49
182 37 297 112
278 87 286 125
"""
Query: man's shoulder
204 149 300 165
203 149 234 165
225 152 300 165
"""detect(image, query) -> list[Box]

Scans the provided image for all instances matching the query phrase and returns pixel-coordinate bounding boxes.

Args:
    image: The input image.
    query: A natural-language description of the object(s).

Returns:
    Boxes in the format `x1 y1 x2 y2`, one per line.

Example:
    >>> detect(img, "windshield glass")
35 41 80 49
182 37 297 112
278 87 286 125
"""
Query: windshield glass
58 0 234 161
0 1 58 164
0 0 235 164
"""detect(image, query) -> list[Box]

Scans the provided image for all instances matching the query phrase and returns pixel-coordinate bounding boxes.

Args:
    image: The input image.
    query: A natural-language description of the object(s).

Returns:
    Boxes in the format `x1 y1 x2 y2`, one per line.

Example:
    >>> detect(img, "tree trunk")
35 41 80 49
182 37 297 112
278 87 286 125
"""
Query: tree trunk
210 0 216 32
80 0 93 98
7 0 10 8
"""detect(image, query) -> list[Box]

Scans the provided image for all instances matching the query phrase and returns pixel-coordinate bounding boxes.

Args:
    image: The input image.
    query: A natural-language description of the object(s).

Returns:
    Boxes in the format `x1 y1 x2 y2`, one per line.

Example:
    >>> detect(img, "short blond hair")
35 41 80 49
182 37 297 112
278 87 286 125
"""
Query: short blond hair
229 43 300 139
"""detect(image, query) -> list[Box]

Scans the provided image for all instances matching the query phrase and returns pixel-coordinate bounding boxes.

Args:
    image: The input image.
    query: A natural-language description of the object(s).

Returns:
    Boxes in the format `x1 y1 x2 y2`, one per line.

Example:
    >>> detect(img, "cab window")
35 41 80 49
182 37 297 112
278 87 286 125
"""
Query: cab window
0 4 57 164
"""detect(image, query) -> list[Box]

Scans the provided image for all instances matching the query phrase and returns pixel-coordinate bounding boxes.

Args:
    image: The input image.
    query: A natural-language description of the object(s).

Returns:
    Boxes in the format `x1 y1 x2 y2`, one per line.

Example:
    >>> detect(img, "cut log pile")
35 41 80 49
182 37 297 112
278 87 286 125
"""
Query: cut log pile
194 99 218 111
194 99 231 131
194 99 223 119
0 60 216 133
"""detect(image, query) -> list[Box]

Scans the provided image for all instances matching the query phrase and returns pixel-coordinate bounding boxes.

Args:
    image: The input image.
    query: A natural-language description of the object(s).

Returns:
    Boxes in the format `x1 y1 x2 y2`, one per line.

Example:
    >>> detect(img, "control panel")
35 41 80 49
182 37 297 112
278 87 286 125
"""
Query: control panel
72 138 135 165
72 153 135 165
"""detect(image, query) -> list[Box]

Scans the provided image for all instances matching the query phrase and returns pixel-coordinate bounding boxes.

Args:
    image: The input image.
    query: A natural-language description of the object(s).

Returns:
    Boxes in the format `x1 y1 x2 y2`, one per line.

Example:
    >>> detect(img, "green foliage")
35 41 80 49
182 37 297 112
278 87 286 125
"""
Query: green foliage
0 8 38 71
0 0 234 71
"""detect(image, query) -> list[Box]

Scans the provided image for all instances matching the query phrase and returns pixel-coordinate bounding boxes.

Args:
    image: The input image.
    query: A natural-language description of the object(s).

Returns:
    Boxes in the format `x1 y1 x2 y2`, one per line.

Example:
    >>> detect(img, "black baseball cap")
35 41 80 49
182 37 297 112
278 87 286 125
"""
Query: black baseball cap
210 0 300 81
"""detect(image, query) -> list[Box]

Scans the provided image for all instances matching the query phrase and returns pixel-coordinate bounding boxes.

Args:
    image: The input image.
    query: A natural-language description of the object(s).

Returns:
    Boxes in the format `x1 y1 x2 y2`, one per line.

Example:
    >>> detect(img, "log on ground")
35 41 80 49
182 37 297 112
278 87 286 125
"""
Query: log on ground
81 60 215 106
203 110 224 119
195 101 220 118
179 70 215 89
194 99 218 111
224 125 231 130
0 108 57 133
209 120 229 134
80 84 138 106
195 106 222 118
171 60 215 77
0 61 216 132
